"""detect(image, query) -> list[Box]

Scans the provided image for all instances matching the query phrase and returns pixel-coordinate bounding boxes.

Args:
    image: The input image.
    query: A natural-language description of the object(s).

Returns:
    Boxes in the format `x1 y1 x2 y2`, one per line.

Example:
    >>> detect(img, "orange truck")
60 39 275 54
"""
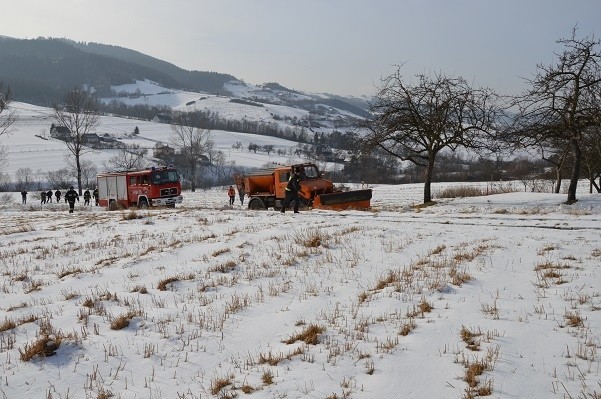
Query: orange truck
97 167 183 210
234 163 371 211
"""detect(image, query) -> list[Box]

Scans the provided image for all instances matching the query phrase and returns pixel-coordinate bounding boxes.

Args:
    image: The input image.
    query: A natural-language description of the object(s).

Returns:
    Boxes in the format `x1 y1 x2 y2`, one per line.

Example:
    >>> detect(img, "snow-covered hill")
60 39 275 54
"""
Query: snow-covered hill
103 79 367 132
1 99 312 183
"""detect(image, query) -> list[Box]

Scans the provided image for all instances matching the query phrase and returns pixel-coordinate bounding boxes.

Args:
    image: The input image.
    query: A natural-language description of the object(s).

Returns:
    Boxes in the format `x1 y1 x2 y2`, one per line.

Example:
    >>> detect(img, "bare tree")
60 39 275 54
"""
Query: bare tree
0 81 16 138
0 172 9 191
262 145 275 155
0 82 17 169
539 143 571 193
363 66 500 203
46 168 72 189
582 127 601 192
15 167 33 190
0 145 7 170
80 160 98 189
171 112 214 192
53 88 100 194
509 29 601 203
106 144 148 171
209 151 234 186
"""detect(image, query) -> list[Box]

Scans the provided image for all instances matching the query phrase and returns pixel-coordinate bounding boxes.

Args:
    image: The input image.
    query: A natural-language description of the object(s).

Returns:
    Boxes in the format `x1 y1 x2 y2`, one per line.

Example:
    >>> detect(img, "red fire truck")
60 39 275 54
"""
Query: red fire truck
96 167 183 210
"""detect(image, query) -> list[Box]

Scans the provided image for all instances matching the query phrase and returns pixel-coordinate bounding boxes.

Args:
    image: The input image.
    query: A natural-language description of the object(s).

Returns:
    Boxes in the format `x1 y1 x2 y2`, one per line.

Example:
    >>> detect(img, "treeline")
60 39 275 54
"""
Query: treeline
331 151 566 187
100 101 315 143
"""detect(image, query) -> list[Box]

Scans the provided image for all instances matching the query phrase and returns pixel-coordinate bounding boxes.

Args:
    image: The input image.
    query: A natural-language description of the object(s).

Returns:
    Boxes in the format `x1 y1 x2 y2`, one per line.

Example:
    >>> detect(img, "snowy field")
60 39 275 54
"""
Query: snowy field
0 183 600 399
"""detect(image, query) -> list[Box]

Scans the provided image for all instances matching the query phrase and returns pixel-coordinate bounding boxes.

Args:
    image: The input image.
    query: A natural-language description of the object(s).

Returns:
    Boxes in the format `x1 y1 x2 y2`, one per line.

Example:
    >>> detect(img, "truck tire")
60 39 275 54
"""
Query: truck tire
248 197 267 210
138 198 149 208
109 200 117 211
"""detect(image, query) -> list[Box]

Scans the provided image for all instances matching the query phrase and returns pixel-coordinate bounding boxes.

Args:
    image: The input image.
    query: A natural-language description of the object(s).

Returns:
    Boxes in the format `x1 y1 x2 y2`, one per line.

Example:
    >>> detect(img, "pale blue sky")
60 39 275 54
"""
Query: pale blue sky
2 0 600 96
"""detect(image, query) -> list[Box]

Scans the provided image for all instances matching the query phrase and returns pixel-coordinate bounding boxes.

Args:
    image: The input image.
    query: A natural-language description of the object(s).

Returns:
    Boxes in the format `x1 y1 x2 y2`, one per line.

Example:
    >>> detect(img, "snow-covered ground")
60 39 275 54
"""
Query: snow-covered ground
0 184 599 399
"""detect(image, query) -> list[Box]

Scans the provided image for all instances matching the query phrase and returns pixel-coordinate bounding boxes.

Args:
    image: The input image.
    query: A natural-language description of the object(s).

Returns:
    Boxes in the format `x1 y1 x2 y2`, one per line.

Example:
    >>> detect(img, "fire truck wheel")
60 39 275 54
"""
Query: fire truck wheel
138 198 149 208
109 200 117 211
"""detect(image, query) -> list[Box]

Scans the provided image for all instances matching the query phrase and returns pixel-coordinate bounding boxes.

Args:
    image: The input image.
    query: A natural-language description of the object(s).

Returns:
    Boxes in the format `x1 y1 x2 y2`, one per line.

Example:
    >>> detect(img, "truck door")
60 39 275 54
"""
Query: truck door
275 170 289 199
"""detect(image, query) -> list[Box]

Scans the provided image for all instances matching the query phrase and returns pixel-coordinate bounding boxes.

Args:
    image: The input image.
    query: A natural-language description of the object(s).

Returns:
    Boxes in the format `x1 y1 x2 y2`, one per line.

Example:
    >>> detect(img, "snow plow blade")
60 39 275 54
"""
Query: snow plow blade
313 189 372 210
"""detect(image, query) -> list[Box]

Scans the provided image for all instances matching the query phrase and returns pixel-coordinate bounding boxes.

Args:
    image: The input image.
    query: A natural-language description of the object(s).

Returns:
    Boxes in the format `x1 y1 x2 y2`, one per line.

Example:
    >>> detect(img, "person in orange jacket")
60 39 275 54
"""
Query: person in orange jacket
227 185 236 206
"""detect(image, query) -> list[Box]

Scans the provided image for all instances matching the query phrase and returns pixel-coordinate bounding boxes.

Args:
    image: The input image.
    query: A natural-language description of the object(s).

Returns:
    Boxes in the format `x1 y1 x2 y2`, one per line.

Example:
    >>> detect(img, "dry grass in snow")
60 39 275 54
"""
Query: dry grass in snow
0 184 600 399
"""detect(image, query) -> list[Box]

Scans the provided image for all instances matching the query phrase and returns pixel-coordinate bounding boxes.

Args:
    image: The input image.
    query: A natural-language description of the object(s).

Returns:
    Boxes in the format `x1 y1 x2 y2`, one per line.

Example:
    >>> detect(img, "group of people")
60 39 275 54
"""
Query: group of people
34 189 62 204
20 187 99 213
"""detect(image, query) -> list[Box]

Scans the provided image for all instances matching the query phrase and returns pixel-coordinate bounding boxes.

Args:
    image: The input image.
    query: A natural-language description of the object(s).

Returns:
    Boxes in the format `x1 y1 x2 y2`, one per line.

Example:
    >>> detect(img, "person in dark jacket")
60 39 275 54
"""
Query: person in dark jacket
55 190 61 203
93 188 99 206
46 190 53 203
40 191 46 204
65 186 79 213
281 167 302 213
83 189 91 206
238 186 245 205
21 190 28 205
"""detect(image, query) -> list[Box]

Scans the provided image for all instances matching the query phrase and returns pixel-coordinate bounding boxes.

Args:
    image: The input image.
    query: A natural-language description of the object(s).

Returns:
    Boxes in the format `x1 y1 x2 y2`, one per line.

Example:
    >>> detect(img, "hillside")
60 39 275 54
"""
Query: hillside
0 36 371 119
2 100 315 182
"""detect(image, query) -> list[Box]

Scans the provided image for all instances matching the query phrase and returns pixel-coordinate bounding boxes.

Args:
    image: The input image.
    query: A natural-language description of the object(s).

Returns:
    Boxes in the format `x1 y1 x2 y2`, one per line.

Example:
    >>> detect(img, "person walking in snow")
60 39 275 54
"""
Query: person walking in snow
93 187 99 206
65 186 79 213
21 190 28 205
40 191 46 204
83 189 91 206
238 185 245 206
281 166 302 214
46 190 53 203
55 189 61 203
227 185 236 206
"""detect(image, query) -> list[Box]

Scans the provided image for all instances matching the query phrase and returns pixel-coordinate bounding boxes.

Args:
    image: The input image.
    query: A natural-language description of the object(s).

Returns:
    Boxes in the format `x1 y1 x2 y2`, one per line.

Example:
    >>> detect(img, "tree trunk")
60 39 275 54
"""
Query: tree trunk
590 173 600 193
423 156 435 204
76 152 82 195
554 167 562 194
566 139 581 203
190 164 197 192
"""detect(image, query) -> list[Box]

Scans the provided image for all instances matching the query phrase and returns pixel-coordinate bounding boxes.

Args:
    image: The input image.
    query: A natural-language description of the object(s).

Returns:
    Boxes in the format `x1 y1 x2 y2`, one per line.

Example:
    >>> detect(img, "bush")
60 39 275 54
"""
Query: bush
436 184 516 199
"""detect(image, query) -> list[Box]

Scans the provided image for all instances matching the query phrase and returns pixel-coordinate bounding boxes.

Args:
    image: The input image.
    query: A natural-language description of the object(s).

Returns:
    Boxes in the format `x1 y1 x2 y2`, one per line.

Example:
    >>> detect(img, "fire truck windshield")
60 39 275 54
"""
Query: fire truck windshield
151 170 179 185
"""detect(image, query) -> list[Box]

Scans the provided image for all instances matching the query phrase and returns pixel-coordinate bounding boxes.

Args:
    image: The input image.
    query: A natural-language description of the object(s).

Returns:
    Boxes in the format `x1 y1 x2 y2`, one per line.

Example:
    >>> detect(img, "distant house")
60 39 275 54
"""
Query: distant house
152 113 173 124
199 154 211 165
49 124 71 140
99 133 117 145
81 133 101 146
154 143 175 159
